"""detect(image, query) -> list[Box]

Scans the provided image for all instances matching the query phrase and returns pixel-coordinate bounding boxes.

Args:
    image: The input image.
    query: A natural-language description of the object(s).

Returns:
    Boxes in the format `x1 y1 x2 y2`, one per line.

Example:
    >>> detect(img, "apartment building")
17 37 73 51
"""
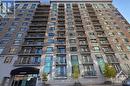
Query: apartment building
0 0 130 86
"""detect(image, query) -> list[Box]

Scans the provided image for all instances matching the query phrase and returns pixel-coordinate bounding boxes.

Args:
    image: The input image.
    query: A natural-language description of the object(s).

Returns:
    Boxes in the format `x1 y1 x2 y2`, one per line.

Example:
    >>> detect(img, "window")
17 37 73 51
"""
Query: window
14 18 20 21
15 4 20 9
90 39 97 43
24 18 31 21
120 54 129 60
116 45 123 51
92 46 100 51
83 65 95 76
16 33 23 39
4 33 12 38
70 47 77 52
12 22 19 26
106 54 118 63
46 47 53 53
123 38 129 43
9 47 18 54
8 27 16 32
71 55 78 65
0 27 3 31
20 27 28 31
48 39 54 44
0 47 4 54
22 4 28 9
69 39 76 44
69 33 75 37
17 14 23 17
126 45 130 51
27 14 32 17
4 56 13 63
82 54 93 63
48 33 55 37
57 46 66 53
79 38 87 45
13 40 21 45
118 32 124 36
31 4 36 9
0 39 9 45
80 46 89 52
28 10 33 13
22 22 29 26
66 4 71 8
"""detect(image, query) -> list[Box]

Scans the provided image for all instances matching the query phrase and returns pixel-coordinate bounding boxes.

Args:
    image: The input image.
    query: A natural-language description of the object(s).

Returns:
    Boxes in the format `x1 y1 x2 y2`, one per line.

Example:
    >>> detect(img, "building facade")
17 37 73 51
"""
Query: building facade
0 0 130 86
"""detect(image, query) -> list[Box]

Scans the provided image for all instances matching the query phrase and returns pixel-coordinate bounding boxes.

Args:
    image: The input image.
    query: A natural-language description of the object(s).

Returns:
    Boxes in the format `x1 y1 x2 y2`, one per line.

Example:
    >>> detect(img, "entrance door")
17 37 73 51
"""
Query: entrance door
11 75 37 86
97 57 105 74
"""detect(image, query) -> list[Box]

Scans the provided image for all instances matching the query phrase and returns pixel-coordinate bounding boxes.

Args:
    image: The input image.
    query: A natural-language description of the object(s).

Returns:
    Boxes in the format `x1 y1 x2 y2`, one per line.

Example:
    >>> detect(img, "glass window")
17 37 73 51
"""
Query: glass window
31 4 36 9
20 27 28 31
16 33 23 39
123 38 129 43
0 47 4 54
17 14 23 17
116 45 123 51
22 4 28 9
15 18 20 21
9 47 18 54
4 56 13 63
46 47 53 53
70 47 77 52
118 32 124 36
13 40 21 45
48 33 55 37
4 33 12 38
22 22 29 26
0 27 3 31
48 39 54 44
28 10 33 13
27 14 32 17
0 39 9 45
126 45 130 51
8 27 16 32
24 18 31 21
120 54 129 60
92 46 100 51
69 39 76 44
12 22 19 26
15 4 20 9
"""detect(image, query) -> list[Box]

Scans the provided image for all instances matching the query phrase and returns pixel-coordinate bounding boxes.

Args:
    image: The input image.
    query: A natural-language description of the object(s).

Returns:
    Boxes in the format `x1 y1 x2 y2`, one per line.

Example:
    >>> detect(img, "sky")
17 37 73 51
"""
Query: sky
43 0 130 23
113 0 130 23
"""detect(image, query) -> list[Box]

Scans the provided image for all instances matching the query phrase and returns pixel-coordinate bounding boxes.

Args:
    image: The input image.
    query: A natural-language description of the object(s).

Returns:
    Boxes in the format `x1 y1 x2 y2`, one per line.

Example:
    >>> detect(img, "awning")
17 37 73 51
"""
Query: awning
10 67 39 75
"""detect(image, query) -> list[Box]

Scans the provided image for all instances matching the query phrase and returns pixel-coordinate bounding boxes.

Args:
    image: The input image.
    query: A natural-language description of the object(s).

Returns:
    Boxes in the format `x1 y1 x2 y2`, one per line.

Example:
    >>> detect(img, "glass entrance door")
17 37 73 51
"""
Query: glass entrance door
97 57 105 74
11 74 37 86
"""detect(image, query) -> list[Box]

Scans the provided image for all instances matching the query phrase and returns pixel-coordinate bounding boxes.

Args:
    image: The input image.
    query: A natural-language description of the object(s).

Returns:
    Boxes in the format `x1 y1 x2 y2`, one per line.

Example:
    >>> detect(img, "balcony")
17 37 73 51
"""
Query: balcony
28 29 46 32
30 23 47 27
31 19 48 22
25 34 45 39
22 42 44 46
